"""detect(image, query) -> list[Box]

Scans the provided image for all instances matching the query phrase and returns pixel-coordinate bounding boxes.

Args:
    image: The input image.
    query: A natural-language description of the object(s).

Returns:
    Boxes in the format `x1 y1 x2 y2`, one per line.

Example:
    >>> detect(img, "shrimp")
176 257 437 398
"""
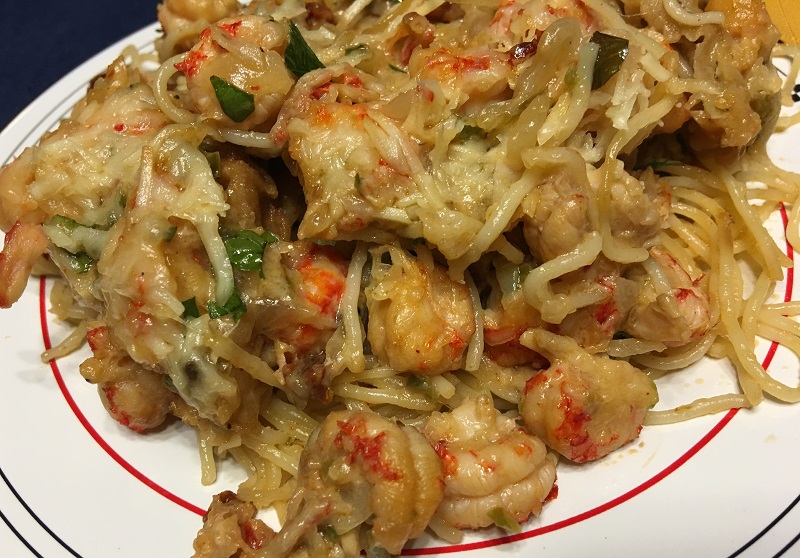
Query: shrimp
623 247 712 348
366 245 475 374
520 328 658 463
274 65 423 242
605 167 670 251
0 221 48 308
705 0 779 69
259 241 348 352
264 410 443 556
554 257 638 353
174 15 294 130
422 395 557 531
0 148 43 231
393 13 436 66
158 0 239 36
80 324 175 432
411 47 510 114
521 163 595 262
488 0 597 49
483 281 548 367
191 491 276 558
245 241 348 404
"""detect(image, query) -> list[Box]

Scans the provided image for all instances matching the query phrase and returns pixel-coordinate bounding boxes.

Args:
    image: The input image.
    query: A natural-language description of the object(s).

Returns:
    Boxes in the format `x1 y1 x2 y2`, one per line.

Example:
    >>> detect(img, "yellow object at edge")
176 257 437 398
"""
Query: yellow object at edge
766 0 800 45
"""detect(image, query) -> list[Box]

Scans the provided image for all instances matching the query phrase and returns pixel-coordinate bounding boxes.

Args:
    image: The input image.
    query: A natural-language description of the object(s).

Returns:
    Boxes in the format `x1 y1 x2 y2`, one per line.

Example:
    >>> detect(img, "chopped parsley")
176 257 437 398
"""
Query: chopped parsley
344 43 367 55
455 124 486 142
590 32 629 90
487 507 522 533
203 150 222 179
207 289 247 321
164 226 178 242
285 21 325 77
221 228 278 273
210 75 255 122
64 251 94 274
182 297 200 319
48 215 82 232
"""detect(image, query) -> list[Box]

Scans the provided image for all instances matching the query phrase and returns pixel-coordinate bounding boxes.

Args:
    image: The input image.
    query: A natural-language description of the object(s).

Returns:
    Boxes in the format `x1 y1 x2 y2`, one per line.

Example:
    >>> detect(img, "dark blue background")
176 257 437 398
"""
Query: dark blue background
1 2 155 132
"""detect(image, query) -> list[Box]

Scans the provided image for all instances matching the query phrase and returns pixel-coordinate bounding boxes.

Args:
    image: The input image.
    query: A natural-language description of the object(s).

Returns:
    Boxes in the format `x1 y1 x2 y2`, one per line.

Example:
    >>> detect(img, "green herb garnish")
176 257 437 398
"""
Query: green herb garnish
49 215 82 232
318 525 340 542
164 226 178 242
210 75 255 122
207 289 247 321
633 160 680 172
564 64 578 89
203 150 222 179
162 374 178 393
590 32 629 90
182 297 200 319
344 43 367 55
222 229 278 273
65 251 94 274
487 507 522 533
406 374 436 399
388 64 407 73
285 21 325 77
455 124 485 142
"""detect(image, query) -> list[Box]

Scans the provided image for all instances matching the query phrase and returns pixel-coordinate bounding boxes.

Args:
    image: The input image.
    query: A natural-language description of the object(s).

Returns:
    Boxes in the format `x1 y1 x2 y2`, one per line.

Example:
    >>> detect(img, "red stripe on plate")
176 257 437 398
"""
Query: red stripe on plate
38 277 206 517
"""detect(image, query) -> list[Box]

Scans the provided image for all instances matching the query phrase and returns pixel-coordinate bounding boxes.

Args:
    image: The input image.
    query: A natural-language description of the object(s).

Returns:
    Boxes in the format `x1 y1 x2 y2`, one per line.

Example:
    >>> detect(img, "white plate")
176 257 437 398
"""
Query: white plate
1 23 799 558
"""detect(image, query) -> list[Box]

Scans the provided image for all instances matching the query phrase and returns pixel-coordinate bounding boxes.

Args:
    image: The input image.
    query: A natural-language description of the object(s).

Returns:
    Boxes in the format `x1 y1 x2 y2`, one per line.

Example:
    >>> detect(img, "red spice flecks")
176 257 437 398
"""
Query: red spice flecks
490 0 516 25
434 439 459 477
102 385 144 433
314 104 333 125
297 248 347 317
512 439 534 457
674 287 694 302
524 370 548 394
479 459 497 475
310 82 333 100
86 326 110 352
427 49 493 75
692 274 706 287
554 385 594 461
594 299 617 326
174 43 208 78
544 482 559 503
417 84 435 103
335 419 400 481
218 20 243 37
448 330 465 356
342 74 363 88
112 122 149 135
240 520 267 550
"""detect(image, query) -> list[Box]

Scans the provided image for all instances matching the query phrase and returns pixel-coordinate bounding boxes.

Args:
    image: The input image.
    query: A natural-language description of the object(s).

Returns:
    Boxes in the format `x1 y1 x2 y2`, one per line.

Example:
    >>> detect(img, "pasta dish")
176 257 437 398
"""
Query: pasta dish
1 0 799 555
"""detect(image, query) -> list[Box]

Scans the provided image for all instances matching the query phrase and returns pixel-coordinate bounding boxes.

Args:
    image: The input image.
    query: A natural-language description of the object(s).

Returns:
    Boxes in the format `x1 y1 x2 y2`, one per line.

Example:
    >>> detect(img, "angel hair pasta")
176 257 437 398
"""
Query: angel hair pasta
1 0 800 556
